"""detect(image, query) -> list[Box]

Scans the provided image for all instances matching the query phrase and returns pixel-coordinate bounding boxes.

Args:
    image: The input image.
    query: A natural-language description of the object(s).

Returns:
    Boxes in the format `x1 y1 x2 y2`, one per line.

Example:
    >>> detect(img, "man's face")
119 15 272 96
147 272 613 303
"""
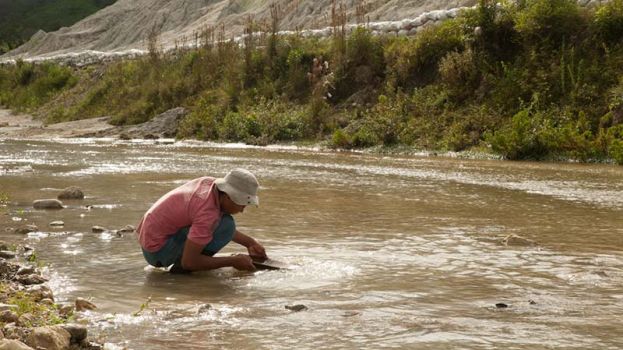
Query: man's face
221 193 246 215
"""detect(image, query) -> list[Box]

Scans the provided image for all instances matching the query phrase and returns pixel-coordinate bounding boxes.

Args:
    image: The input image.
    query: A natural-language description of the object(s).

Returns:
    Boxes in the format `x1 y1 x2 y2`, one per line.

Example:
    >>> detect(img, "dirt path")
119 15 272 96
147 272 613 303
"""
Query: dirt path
0 109 117 139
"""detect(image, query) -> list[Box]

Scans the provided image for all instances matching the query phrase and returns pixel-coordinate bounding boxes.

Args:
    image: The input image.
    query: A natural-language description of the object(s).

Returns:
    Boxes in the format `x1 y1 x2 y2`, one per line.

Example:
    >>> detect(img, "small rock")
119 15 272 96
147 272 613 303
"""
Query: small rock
17 266 36 275
342 311 361 317
0 122 9 128
501 234 537 247
49 221 64 227
57 186 84 200
16 274 47 285
117 225 135 233
529 300 537 305
285 304 308 312
14 225 38 235
91 226 106 233
495 303 509 308
26 326 71 350
27 285 54 302
197 304 212 314
60 324 88 344
75 298 97 311
0 251 16 259
33 199 63 210
0 339 33 350
0 310 19 323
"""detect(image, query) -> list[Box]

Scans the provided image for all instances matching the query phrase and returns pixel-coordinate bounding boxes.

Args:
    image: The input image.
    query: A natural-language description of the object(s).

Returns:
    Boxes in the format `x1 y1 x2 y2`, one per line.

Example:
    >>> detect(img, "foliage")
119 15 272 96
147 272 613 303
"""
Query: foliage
7 289 66 326
1 0 623 164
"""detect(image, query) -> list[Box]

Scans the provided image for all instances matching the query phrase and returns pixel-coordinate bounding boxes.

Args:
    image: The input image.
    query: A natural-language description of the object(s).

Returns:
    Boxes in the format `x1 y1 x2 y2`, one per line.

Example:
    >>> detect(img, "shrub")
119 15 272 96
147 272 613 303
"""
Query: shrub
438 48 480 103
385 20 464 89
593 0 623 46
514 0 582 49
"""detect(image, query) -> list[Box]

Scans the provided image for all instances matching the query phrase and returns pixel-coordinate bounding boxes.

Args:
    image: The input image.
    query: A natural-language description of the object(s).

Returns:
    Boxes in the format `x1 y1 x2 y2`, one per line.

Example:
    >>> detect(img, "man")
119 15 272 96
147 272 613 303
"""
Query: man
137 168 266 272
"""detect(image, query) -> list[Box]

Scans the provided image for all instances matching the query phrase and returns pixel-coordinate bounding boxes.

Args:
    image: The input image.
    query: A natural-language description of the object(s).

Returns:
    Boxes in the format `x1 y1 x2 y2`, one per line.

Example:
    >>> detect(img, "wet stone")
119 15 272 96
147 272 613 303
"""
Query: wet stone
58 305 74 317
57 186 84 200
14 225 38 235
197 304 212 314
91 226 106 233
60 323 88 344
33 199 63 210
49 221 64 227
75 298 97 311
0 251 16 259
117 225 135 233
17 266 36 275
285 304 308 312
495 303 509 308
16 274 47 285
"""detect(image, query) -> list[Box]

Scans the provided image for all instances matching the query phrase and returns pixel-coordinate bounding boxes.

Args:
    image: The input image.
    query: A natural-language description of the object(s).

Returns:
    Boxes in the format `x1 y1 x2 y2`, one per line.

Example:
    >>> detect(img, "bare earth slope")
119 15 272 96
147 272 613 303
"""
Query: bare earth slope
3 0 475 60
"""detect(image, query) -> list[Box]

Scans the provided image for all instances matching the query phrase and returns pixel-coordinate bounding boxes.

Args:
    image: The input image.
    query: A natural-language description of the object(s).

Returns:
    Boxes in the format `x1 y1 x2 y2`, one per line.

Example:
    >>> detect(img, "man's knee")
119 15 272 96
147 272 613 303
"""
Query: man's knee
219 214 236 234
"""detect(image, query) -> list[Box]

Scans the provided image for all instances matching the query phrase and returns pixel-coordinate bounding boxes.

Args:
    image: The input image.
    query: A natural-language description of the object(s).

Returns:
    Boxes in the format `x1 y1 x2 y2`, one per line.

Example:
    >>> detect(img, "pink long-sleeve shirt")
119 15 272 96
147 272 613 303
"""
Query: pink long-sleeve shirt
137 177 222 252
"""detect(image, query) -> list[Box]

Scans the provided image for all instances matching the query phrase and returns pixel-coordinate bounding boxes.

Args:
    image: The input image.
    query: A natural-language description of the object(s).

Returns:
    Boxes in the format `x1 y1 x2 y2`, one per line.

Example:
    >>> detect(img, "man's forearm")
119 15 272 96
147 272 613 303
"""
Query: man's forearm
233 230 257 247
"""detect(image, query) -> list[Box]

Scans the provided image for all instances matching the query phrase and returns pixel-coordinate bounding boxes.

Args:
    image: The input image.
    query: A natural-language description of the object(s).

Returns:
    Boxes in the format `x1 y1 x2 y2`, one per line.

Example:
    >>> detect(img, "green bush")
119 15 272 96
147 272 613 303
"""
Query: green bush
515 0 582 49
593 0 623 46
385 20 464 89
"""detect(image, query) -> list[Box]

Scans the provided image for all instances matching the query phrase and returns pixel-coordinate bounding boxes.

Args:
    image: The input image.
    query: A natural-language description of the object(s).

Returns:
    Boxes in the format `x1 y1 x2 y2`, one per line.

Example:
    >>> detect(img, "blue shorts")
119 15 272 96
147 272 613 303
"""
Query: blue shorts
142 214 236 267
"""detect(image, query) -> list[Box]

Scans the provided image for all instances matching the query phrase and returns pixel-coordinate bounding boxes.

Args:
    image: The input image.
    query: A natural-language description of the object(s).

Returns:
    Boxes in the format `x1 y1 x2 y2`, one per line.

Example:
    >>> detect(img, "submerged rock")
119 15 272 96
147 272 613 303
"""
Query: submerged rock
26 326 71 350
33 199 63 210
501 234 537 247
285 304 308 312
57 186 85 200
14 225 38 235
91 226 106 233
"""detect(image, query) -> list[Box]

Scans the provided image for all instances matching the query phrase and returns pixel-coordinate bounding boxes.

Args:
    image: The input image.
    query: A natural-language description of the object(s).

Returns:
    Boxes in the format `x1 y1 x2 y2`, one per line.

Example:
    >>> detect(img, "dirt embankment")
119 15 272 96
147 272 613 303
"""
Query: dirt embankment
0 108 185 140
2 0 476 61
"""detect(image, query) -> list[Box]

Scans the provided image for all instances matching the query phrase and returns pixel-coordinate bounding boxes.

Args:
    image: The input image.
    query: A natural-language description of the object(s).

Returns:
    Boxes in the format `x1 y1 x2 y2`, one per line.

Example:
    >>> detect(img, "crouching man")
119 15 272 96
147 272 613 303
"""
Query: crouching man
136 168 266 273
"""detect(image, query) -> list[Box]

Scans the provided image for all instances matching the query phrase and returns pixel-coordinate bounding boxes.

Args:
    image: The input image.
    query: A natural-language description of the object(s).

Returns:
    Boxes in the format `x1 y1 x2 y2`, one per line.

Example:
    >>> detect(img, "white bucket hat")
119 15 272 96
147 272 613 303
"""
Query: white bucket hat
215 168 259 206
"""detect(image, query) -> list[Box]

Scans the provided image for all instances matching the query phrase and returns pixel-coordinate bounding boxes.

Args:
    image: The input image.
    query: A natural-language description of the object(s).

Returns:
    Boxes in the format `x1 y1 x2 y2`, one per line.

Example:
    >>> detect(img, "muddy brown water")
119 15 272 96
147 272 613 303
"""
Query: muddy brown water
0 138 622 349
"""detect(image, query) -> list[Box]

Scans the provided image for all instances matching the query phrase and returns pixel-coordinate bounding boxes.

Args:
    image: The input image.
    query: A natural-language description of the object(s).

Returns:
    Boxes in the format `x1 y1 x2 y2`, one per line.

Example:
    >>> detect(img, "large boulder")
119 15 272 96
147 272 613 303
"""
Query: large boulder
25 326 70 350
57 186 84 200
60 324 87 344
0 339 34 350
32 199 63 210
125 107 187 139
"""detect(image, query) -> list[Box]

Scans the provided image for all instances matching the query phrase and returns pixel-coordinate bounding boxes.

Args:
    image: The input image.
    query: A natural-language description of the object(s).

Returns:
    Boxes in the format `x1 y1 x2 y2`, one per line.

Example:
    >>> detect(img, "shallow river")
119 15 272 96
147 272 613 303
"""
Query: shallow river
1 138 622 350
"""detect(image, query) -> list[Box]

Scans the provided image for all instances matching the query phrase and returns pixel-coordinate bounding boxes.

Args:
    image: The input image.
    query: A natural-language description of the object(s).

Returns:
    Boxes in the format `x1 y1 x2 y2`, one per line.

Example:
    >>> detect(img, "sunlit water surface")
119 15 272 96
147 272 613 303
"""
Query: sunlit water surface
1 138 622 350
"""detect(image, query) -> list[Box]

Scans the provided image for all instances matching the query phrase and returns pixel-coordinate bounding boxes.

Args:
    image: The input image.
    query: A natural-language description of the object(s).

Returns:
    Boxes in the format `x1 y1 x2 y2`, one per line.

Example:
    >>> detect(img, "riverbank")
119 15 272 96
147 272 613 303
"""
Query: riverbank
1 1 622 164
0 239 103 349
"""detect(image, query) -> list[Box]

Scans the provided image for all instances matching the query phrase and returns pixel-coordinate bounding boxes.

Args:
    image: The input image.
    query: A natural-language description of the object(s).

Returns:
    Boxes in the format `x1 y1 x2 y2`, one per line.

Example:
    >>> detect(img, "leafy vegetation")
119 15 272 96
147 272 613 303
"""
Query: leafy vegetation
0 0 116 54
1 0 622 164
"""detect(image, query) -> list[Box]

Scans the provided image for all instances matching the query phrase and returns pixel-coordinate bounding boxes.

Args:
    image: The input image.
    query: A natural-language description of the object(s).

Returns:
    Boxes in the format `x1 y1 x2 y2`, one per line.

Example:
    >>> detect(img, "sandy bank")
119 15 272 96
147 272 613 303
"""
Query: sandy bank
0 109 116 139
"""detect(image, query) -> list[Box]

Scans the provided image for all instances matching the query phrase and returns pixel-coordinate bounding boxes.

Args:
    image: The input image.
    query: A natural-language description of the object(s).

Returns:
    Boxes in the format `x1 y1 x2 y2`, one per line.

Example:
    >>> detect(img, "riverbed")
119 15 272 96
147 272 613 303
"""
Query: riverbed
1 138 622 349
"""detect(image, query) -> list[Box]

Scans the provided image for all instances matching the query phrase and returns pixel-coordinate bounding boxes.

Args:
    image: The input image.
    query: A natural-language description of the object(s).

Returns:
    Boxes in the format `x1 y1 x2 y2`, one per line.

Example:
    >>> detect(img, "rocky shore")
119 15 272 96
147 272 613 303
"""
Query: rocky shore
0 243 102 350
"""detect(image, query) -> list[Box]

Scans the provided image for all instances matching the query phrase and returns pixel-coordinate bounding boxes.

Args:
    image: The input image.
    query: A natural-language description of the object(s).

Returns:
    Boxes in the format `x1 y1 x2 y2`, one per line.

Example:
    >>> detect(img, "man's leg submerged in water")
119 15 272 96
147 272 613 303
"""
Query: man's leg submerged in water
142 214 236 273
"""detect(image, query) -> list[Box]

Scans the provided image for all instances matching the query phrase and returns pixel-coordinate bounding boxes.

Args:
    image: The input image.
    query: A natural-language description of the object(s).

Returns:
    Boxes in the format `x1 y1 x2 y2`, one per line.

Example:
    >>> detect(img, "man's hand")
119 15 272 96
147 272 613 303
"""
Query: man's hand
232 254 256 271
247 242 267 260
